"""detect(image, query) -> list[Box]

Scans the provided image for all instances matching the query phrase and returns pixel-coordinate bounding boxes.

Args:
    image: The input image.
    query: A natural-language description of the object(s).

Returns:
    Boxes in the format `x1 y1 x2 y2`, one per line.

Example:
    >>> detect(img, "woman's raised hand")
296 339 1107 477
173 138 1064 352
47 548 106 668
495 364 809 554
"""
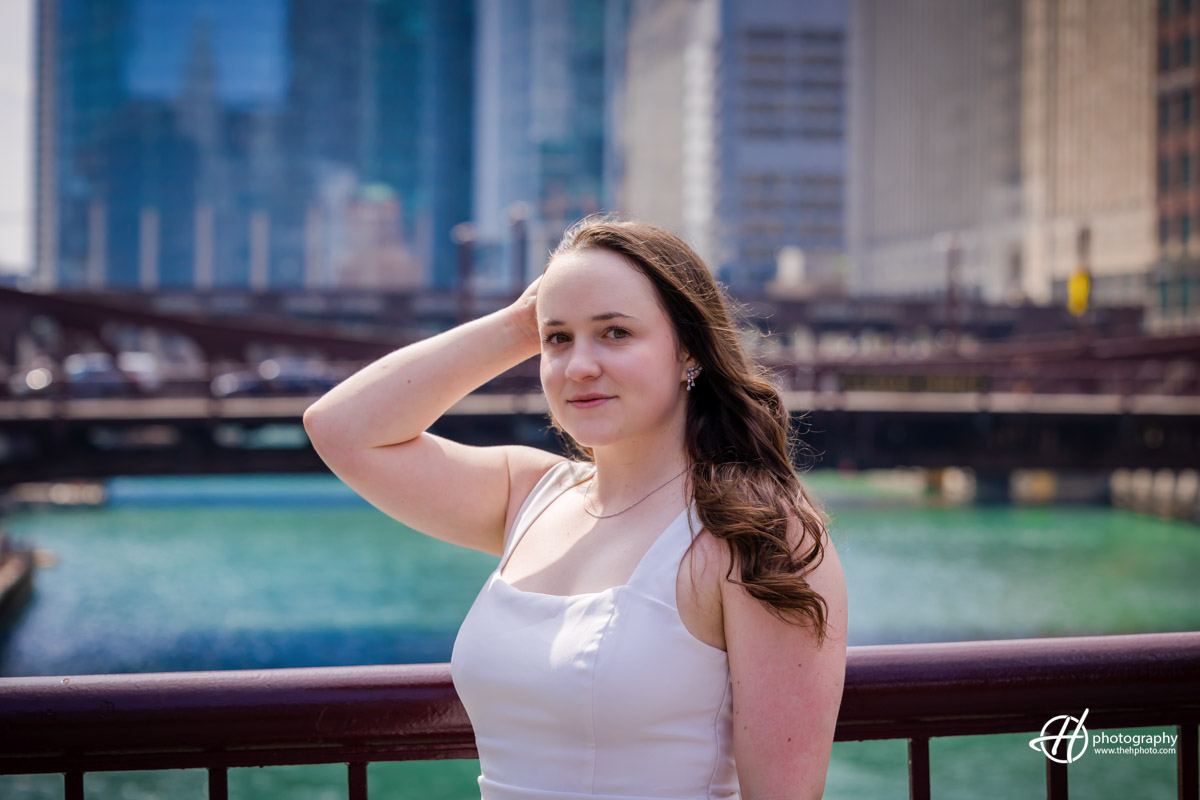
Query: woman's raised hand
505 275 543 354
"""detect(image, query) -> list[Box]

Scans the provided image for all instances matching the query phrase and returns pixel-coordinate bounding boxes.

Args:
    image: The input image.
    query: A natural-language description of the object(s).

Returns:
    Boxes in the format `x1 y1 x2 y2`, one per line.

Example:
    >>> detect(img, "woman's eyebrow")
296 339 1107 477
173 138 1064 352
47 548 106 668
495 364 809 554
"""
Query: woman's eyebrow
541 312 638 326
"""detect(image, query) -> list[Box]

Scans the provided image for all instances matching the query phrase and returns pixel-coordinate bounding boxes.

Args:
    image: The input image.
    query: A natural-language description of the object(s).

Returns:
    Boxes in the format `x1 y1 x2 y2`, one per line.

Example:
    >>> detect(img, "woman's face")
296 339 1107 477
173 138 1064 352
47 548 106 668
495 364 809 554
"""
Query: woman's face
537 248 691 450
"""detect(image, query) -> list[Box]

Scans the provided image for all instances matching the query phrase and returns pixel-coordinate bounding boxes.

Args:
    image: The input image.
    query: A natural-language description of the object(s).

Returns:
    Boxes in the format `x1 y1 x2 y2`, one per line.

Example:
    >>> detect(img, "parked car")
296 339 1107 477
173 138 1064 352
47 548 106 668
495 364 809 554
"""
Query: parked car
58 351 162 398
210 358 337 398
7 357 55 397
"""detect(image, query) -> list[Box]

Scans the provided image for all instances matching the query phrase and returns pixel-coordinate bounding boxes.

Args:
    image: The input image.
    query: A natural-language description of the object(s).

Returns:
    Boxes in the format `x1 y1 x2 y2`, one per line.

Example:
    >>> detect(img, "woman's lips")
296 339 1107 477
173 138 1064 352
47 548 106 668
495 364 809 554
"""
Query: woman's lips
568 396 613 408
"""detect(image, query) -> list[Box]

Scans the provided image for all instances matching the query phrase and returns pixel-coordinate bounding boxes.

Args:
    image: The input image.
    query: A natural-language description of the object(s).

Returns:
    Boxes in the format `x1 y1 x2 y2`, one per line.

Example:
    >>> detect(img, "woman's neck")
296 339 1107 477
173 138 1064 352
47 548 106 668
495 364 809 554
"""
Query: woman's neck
586 431 690 510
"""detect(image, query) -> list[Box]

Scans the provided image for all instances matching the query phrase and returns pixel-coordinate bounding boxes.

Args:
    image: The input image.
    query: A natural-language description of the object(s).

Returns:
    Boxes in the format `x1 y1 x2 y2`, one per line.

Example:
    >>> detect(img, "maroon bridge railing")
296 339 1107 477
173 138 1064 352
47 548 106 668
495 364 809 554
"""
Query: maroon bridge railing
1 631 1197 800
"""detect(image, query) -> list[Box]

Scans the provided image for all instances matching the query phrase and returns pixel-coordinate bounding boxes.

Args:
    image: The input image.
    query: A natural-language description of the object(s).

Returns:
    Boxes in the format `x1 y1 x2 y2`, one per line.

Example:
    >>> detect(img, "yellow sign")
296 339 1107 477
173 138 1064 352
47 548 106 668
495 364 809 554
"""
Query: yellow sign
1068 268 1090 316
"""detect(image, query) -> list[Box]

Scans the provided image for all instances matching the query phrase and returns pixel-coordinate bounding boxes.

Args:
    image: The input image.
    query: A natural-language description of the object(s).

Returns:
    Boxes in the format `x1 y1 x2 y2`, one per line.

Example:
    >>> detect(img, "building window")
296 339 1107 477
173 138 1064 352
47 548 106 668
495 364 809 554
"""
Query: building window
1183 36 1195 66
1161 42 1172 71
1184 90 1194 125
1162 157 1173 190
1161 217 1171 246
1161 96 1172 130
1162 0 1173 18
1183 214 1192 249
1184 152 1193 186
1185 0 1195 12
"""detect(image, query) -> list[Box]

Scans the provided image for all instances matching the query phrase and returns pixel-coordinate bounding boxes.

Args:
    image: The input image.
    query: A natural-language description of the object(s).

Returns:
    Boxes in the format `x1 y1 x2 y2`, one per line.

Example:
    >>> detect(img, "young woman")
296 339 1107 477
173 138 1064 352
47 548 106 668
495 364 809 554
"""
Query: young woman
303 216 847 799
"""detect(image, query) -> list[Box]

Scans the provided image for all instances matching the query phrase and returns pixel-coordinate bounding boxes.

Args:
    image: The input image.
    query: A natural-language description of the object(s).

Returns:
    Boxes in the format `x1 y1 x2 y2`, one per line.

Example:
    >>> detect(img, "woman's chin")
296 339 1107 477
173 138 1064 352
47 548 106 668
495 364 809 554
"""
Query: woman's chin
560 425 620 450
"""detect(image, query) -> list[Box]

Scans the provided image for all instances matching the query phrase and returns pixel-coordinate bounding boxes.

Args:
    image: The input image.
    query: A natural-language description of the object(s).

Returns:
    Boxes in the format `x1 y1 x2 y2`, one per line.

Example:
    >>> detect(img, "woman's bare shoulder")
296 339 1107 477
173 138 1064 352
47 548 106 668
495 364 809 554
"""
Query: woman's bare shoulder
501 448 572 539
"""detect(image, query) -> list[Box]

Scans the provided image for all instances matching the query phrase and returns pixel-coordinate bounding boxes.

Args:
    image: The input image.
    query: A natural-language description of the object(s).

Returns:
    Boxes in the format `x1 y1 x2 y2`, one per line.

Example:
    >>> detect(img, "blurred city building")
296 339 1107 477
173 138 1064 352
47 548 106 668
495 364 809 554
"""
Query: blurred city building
1156 0 1200 329
471 0 618 294
848 0 1157 314
34 0 473 293
621 0 848 292
1024 0 1156 313
27 0 1187 328
620 0 720 268
847 0 1022 303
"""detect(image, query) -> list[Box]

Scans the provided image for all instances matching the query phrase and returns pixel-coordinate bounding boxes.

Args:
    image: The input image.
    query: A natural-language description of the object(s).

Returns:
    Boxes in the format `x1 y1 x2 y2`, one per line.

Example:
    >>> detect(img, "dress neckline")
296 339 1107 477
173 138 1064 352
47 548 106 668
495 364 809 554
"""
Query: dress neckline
496 463 692 600
495 506 690 600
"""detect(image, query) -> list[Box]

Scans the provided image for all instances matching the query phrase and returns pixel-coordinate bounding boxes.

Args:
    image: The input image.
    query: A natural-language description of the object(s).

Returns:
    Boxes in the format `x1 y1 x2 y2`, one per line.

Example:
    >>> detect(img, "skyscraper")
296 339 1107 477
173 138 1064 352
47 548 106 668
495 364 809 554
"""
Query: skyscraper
34 0 474 292
716 0 848 291
847 0 1155 308
620 0 719 267
1023 0 1155 309
846 0 1023 302
472 0 615 291
621 0 849 292
1155 0 1200 329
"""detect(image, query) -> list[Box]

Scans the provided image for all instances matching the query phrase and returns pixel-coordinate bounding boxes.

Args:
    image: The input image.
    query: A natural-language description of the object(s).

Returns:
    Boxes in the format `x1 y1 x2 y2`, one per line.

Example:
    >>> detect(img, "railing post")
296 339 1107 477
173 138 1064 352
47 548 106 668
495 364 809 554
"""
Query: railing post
907 736 930 800
1180 723 1198 800
1045 756 1068 800
64 771 83 800
208 767 228 800
348 761 368 800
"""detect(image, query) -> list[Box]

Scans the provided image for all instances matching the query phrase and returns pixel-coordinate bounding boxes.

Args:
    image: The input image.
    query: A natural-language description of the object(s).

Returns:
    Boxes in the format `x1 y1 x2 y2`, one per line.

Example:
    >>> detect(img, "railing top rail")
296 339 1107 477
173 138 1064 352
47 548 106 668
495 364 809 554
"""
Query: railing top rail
840 630 1200 739
1 631 1198 773
0 662 472 756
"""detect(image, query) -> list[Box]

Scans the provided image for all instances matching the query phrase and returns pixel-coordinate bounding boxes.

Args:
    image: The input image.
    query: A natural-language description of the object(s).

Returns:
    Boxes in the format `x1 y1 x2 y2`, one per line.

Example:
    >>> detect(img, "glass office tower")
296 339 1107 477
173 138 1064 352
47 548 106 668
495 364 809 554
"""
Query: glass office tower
35 0 473 291
472 0 615 292
715 0 848 291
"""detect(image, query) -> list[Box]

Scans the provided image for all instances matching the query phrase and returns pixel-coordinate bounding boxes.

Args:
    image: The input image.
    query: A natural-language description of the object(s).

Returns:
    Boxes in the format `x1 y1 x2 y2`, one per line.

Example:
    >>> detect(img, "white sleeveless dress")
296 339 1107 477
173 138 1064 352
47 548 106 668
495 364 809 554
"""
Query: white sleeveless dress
450 459 740 799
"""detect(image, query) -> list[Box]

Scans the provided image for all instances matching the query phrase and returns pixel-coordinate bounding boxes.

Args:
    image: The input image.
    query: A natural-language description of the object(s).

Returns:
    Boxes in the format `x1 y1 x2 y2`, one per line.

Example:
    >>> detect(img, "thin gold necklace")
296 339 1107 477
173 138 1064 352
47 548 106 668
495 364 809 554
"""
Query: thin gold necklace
582 467 688 519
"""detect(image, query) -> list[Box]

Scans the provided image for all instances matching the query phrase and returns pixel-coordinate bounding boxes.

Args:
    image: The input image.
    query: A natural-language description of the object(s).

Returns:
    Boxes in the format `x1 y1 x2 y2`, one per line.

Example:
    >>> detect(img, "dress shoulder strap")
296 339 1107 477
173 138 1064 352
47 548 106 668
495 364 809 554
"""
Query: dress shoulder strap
624 502 703 608
500 459 590 563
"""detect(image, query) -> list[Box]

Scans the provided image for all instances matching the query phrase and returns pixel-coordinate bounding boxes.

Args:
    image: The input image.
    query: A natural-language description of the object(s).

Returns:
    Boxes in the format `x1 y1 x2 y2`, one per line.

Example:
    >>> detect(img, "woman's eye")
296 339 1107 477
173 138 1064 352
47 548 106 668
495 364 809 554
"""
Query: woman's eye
543 328 629 345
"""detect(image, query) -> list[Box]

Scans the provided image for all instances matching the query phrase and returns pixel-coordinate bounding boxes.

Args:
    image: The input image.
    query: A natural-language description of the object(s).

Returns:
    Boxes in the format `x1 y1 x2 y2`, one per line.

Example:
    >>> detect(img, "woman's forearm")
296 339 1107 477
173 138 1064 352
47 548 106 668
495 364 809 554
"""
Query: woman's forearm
303 306 540 449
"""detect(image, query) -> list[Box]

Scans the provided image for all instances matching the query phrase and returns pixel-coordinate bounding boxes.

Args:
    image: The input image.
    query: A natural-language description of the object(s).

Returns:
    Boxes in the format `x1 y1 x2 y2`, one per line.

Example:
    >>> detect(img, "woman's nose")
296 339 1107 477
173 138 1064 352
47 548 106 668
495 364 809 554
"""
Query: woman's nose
564 341 601 381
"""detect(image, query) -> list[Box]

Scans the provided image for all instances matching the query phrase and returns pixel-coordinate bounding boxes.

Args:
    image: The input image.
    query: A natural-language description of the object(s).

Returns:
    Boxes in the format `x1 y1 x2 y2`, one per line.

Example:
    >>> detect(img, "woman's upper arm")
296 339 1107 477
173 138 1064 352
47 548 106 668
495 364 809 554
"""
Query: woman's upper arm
306 427 565 556
723 525 848 800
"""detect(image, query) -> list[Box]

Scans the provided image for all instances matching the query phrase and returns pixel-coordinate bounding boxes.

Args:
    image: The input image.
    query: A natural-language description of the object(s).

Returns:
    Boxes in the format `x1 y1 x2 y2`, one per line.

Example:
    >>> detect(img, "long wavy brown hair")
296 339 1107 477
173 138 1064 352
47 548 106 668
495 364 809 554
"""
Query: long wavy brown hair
543 215 833 647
